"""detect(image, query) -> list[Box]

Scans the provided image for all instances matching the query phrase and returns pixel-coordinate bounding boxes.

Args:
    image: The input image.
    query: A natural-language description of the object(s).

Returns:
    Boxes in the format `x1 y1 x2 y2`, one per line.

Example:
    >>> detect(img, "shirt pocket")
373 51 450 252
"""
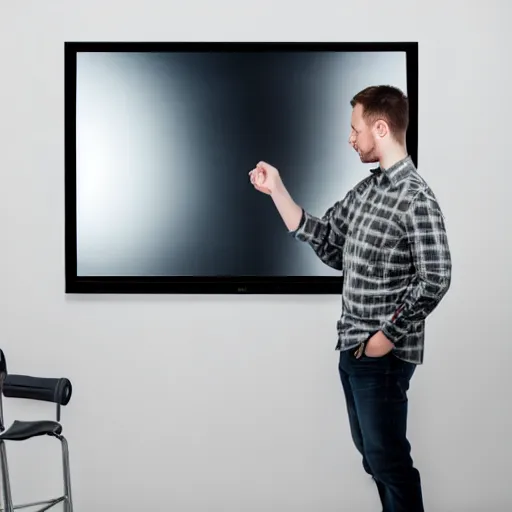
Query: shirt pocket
366 235 410 281
363 219 407 280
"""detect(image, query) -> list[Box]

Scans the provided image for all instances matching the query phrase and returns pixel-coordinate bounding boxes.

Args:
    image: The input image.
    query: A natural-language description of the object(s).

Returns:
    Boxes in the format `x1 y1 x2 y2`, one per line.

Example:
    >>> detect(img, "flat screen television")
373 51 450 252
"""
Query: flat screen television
65 41 418 294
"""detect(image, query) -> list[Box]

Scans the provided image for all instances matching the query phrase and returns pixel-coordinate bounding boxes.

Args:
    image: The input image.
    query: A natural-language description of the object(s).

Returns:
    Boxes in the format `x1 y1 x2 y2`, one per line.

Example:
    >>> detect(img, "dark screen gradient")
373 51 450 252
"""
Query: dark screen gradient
76 51 407 277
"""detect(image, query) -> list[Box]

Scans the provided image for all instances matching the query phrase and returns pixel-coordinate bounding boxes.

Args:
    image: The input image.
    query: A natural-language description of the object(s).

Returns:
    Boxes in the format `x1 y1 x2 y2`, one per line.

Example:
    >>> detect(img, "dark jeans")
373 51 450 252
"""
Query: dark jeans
338 348 424 512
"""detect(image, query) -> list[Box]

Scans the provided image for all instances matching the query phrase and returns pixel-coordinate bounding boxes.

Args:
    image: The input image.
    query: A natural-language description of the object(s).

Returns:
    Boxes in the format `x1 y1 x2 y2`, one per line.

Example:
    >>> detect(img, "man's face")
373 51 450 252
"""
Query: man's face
349 104 379 164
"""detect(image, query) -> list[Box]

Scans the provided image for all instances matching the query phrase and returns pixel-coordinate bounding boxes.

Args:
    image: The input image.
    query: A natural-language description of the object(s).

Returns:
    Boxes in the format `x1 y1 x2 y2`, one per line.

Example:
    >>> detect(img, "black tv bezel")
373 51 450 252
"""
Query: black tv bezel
64 41 418 295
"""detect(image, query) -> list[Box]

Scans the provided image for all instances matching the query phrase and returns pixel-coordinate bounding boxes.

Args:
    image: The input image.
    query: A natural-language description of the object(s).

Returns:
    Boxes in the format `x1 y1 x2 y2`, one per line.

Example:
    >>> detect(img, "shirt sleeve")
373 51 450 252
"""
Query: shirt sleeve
289 189 354 270
380 189 452 344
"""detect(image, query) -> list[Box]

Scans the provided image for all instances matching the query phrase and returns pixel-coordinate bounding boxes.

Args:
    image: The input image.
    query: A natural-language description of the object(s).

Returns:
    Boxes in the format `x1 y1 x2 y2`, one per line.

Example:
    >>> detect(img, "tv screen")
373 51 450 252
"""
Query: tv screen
65 41 418 294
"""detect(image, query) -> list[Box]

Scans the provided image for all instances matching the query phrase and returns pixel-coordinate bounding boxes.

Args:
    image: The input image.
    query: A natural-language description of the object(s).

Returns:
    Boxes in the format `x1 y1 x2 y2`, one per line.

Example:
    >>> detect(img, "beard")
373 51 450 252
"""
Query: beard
355 144 379 164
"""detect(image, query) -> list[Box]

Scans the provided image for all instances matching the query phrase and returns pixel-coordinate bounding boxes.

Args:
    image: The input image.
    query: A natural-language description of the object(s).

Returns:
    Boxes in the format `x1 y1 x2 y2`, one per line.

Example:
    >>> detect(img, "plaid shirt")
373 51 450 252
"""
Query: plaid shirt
291 156 451 364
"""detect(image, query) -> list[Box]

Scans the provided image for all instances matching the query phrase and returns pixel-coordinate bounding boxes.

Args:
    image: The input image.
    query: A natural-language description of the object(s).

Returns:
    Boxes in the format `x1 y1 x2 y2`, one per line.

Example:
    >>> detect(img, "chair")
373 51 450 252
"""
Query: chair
0 349 73 512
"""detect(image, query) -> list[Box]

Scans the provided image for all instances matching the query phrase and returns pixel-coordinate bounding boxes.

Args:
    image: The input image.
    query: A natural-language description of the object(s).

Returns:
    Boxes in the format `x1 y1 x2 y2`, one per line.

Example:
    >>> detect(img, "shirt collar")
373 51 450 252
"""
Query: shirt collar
371 155 415 186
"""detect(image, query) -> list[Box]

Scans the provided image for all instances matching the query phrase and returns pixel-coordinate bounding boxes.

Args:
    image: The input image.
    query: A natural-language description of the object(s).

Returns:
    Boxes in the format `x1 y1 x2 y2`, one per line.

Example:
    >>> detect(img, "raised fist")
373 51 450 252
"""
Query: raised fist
248 161 281 195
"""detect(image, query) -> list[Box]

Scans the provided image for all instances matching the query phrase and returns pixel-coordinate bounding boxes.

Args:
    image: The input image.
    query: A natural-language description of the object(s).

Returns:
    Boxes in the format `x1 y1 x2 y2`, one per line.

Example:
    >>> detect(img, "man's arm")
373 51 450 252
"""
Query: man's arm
271 182 354 271
268 180 304 232
250 161 353 270
380 189 452 344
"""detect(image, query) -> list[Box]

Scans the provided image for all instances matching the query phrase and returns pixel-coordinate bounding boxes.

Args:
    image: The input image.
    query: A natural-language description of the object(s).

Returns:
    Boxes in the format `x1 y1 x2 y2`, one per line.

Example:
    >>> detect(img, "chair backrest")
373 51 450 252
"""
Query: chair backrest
3 375 72 405
0 350 6 431
0 350 73 423
0 349 6 378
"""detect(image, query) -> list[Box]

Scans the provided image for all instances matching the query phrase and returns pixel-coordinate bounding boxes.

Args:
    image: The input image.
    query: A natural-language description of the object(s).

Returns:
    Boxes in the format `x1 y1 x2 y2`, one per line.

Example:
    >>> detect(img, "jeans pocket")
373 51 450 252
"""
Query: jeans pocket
356 340 392 360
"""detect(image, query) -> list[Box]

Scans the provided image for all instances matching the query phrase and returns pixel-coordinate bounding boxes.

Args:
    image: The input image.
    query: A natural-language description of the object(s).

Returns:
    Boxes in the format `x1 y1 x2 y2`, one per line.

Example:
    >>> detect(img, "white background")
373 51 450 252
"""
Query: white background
1 1 510 510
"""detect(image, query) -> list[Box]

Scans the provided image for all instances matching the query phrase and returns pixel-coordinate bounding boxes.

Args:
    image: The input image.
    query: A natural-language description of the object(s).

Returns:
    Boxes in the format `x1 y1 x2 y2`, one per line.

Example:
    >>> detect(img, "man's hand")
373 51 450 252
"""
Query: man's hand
249 161 282 195
363 331 395 357
248 160 303 232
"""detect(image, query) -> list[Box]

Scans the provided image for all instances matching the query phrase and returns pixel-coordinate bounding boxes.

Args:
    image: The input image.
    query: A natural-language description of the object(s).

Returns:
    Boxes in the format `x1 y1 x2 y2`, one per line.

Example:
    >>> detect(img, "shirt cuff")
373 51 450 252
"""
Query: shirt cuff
289 208 307 238
381 319 408 346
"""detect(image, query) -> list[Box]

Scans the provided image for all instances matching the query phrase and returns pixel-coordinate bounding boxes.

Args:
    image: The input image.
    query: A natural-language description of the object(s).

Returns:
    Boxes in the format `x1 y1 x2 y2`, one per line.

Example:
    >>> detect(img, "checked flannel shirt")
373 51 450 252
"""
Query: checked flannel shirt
291 156 452 364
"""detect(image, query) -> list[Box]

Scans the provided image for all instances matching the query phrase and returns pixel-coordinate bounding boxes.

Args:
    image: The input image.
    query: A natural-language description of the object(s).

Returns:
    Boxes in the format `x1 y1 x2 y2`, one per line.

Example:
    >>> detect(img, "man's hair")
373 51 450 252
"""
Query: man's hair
350 85 409 141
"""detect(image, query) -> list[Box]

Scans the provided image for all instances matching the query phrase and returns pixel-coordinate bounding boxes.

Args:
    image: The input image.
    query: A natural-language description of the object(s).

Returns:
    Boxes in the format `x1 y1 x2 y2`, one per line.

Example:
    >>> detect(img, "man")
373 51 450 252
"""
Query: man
249 85 451 512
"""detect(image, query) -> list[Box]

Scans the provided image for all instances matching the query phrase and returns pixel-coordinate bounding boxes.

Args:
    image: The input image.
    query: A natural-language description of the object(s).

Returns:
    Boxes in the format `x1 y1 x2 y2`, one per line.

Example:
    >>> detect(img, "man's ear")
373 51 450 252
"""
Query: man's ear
374 119 389 138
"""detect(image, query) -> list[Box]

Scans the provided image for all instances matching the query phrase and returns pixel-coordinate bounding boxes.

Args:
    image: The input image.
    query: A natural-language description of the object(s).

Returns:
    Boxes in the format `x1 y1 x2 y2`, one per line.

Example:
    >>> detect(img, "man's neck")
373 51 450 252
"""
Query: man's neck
379 146 408 171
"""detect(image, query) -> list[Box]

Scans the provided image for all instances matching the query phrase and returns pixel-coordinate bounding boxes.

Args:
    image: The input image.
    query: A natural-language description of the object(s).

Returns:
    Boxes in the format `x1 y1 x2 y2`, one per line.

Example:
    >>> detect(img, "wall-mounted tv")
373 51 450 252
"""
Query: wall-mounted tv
65 41 418 294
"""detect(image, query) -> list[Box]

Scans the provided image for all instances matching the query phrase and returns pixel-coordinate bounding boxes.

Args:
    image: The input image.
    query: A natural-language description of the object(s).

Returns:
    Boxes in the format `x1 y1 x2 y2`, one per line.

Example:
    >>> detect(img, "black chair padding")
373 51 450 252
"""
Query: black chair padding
3 375 72 406
0 420 62 441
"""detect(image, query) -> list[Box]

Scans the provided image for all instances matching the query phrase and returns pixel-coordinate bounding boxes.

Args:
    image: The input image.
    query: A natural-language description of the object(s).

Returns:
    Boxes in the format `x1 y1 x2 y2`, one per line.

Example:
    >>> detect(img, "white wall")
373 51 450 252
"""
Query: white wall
1 1 511 510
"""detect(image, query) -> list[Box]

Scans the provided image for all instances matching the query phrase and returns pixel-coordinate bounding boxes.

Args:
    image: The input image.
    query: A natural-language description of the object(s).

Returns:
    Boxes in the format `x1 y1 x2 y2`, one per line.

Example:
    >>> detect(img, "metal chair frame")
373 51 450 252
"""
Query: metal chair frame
0 350 73 512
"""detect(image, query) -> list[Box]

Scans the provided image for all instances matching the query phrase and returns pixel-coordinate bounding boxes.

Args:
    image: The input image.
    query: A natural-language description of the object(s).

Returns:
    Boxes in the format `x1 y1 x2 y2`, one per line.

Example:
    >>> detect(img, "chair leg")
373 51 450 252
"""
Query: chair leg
0 441 13 512
59 436 73 512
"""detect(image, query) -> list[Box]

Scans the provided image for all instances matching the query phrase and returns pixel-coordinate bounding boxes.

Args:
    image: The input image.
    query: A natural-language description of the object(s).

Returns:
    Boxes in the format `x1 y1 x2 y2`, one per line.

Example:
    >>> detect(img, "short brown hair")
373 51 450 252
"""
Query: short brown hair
350 85 409 141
